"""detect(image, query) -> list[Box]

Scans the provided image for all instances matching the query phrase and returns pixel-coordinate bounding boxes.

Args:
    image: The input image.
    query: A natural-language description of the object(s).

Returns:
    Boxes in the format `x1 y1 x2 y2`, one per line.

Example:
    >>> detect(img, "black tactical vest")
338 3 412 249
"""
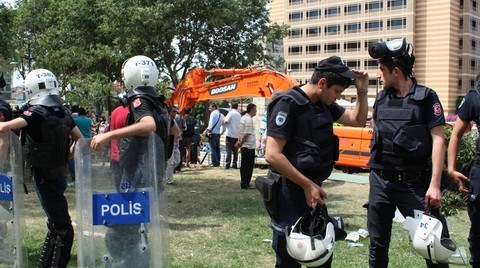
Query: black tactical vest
368 85 433 170
268 87 339 181
27 105 71 180
119 87 170 183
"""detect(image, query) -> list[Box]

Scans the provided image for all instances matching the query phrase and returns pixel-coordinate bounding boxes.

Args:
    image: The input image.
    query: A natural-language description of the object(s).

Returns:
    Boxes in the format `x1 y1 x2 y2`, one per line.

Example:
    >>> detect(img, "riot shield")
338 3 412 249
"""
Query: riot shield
0 133 27 268
76 134 169 268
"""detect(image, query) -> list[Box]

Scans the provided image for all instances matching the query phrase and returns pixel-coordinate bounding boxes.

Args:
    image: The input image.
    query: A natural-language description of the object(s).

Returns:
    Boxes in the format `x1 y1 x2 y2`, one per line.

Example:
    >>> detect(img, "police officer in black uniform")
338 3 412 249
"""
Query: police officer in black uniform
264 56 369 267
0 68 83 268
90 55 169 267
367 38 448 267
447 74 480 268
0 74 12 168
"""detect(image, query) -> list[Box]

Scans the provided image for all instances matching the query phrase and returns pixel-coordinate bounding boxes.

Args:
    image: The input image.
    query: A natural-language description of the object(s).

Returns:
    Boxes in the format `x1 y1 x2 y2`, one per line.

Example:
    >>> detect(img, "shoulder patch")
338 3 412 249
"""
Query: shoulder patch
23 110 32 116
0 113 4 121
433 103 442 116
275 111 288 126
133 98 142 108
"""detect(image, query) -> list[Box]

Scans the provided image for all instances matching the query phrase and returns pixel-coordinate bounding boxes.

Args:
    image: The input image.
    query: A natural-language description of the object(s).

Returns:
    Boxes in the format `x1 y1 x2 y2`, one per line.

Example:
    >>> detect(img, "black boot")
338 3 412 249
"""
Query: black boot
37 231 56 268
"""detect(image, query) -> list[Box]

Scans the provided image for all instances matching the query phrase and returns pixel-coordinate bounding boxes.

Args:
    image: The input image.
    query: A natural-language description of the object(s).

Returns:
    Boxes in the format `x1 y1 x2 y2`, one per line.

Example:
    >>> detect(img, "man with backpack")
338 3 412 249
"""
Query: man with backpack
182 106 196 168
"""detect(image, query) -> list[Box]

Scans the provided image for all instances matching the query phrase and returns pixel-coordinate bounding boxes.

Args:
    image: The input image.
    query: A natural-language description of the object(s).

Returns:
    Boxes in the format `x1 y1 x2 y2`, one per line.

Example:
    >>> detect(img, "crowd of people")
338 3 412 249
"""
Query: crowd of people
0 36 480 268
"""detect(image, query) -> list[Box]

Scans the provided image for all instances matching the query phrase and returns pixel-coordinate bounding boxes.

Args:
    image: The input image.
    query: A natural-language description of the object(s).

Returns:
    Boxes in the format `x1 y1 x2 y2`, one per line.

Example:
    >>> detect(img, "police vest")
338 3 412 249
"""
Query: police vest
268 87 339 181
120 87 170 179
26 105 71 180
369 85 433 170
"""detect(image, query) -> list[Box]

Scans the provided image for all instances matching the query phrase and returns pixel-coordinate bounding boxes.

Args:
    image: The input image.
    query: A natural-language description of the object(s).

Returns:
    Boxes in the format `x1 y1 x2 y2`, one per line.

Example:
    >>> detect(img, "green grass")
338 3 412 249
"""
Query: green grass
17 165 471 267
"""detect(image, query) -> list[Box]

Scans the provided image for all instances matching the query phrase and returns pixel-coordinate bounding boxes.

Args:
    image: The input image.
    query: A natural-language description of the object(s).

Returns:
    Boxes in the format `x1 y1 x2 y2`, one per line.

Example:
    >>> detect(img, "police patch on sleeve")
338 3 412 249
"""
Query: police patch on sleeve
133 98 142 108
433 103 442 116
275 111 288 126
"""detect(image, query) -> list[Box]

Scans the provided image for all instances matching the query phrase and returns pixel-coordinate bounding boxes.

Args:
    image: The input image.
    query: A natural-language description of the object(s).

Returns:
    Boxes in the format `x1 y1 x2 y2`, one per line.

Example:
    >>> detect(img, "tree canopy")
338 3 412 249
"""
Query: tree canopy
0 0 287 112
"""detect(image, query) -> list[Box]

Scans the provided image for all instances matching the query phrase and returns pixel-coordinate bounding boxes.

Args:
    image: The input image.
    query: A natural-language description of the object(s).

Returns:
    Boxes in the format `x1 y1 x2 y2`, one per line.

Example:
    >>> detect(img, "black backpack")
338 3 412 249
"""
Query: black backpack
184 114 196 137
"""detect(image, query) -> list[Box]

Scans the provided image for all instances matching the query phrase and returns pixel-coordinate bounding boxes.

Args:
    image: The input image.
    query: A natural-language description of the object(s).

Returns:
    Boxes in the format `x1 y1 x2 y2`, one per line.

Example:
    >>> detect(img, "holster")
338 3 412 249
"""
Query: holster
255 170 282 219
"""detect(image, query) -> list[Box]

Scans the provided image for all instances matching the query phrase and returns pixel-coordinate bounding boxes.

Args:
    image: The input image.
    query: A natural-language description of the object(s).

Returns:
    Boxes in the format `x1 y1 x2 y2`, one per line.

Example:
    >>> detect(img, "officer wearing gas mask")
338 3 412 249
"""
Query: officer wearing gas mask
264 56 369 267
447 74 480 268
0 73 12 168
367 38 449 267
0 69 83 268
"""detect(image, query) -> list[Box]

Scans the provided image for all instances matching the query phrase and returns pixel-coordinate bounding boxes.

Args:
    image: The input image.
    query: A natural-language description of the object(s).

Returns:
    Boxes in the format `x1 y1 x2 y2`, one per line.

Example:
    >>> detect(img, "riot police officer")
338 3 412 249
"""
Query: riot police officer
0 68 83 268
90 55 170 267
367 38 448 267
447 73 480 268
264 56 369 267
0 75 12 168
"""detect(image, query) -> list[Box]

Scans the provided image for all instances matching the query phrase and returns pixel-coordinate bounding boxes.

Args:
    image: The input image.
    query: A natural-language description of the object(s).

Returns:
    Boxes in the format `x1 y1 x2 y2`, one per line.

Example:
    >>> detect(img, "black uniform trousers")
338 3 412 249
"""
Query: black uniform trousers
34 175 73 268
225 136 238 168
367 170 449 268
240 148 255 188
468 167 480 268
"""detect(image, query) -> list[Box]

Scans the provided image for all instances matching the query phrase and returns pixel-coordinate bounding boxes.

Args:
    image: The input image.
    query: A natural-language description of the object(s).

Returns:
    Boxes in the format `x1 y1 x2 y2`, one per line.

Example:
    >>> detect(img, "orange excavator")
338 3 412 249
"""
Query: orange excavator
169 67 371 169
169 67 299 113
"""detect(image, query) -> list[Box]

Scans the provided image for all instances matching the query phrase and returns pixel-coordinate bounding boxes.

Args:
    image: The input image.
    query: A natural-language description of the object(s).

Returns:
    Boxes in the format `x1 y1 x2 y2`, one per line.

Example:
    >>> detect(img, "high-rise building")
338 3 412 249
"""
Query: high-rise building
270 0 479 115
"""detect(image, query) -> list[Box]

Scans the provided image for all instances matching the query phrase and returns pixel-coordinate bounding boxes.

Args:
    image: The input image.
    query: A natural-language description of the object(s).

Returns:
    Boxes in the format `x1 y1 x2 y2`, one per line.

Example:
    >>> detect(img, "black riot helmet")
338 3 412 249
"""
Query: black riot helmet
368 38 416 77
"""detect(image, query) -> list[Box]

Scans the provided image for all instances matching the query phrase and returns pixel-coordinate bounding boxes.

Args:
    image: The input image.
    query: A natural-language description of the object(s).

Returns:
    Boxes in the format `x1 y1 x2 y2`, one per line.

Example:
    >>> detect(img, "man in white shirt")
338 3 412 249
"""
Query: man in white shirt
223 102 241 169
206 103 224 167
236 103 257 189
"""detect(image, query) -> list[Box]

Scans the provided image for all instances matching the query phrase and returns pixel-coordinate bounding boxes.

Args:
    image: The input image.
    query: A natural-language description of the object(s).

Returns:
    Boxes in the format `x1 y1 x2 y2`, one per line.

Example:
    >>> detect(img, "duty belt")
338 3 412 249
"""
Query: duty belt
372 168 427 183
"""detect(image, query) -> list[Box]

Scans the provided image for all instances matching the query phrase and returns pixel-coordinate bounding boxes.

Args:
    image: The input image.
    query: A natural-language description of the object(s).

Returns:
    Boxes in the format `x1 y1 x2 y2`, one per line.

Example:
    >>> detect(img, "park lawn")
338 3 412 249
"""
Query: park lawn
20 165 470 267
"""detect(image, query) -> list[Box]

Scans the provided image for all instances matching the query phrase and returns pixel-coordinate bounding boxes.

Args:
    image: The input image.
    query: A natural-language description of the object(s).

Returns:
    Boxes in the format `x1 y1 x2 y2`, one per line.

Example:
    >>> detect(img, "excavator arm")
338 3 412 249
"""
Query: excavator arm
169 67 299 113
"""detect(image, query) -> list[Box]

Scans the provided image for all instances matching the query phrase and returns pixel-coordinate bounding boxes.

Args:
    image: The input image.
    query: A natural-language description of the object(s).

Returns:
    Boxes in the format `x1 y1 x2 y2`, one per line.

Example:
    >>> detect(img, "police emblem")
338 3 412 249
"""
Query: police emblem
133 98 142 108
433 103 442 116
275 111 287 126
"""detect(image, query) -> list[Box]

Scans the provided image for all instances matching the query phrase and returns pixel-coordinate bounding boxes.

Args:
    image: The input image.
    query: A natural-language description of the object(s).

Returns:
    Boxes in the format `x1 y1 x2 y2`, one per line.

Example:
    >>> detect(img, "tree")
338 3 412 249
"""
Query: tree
7 0 273 110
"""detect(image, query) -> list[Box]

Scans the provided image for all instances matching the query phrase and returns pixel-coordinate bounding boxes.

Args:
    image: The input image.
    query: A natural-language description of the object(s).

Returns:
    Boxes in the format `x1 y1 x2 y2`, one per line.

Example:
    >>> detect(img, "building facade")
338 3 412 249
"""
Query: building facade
270 0 479 115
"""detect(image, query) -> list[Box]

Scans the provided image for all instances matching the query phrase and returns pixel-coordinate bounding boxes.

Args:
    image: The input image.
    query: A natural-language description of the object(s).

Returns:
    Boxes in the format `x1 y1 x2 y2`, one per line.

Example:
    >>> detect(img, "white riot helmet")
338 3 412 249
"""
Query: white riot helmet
403 210 467 265
286 206 335 267
121 55 159 91
24 68 63 106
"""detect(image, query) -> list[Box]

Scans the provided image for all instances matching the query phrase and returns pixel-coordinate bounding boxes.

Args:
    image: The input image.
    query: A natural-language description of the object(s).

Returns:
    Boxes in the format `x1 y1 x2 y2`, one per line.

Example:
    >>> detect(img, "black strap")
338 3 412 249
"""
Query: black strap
210 111 221 132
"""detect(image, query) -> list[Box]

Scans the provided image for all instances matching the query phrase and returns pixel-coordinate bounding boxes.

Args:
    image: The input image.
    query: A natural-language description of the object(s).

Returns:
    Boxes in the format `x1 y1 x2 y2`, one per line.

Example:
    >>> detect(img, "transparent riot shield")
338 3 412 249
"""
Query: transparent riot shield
76 134 169 268
0 133 27 268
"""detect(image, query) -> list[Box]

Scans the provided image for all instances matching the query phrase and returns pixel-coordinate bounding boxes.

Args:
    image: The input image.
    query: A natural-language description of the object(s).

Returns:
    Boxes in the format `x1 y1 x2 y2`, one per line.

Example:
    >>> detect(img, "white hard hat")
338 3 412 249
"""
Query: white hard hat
286 206 335 267
121 55 159 91
24 68 63 106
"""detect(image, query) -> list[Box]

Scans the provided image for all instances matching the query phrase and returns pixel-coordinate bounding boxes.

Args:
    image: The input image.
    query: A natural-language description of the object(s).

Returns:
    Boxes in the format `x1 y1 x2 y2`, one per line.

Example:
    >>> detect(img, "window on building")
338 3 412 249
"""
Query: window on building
289 28 303 38
346 59 360 69
306 27 321 37
289 12 303 22
460 18 464 30
325 6 341 17
365 20 383 31
289 0 303 5
471 79 475 87
369 79 378 86
345 23 361 33
307 0 318 3
365 1 383 12
473 0 478 11
325 24 340 35
345 4 361 15
387 18 406 30
288 46 303 55
471 59 476 70
459 59 463 69
307 9 321 20
288 62 302 71
324 43 340 53
307 62 318 71
460 38 463 49
306 44 320 54
472 19 477 31
345 41 361 51
387 0 407 9
458 79 462 88
364 59 378 68
472 39 477 50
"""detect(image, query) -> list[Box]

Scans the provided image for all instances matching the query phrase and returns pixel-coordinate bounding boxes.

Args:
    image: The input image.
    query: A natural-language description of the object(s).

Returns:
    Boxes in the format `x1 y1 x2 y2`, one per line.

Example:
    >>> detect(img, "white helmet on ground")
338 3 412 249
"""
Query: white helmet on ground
286 206 335 267
24 68 63 106
121 55 159 91
403 209 465 264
